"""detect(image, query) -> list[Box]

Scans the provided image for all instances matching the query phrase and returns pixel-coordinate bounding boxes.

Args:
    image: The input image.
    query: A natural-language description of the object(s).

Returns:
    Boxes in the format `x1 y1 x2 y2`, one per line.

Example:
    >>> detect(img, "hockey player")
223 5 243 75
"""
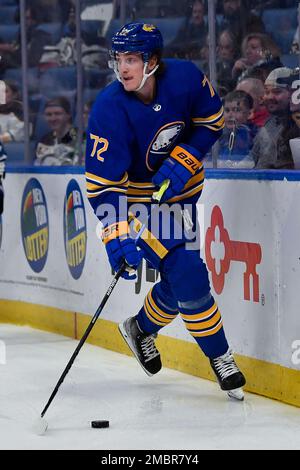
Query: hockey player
85 23 246 399
0 140 7 215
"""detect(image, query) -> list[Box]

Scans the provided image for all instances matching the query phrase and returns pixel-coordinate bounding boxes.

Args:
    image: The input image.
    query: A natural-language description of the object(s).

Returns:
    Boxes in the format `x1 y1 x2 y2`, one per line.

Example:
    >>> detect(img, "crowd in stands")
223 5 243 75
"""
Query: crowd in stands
0 0 298 169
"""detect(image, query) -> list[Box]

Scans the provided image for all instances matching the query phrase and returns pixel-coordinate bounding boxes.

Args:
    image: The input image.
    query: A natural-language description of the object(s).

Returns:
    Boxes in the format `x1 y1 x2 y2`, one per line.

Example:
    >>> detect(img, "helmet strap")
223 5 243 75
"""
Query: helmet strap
135 62 159 91
110 56 159 90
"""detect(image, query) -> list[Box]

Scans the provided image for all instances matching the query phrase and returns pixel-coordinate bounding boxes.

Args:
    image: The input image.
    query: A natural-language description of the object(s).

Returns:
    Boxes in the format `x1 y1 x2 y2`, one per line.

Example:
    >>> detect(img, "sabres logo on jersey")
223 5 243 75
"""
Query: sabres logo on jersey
146 122 185 171
142 24 156 32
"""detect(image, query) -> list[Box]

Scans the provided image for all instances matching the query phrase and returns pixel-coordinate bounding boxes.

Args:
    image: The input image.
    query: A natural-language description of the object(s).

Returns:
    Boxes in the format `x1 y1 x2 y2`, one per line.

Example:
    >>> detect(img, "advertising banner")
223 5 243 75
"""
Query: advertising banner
0 172 299 371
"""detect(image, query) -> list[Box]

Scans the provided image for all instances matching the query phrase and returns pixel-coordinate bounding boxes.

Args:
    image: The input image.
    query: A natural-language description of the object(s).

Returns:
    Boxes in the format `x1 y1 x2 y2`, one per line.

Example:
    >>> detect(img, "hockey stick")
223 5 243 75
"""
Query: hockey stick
34 179 169 435
34 262 126 434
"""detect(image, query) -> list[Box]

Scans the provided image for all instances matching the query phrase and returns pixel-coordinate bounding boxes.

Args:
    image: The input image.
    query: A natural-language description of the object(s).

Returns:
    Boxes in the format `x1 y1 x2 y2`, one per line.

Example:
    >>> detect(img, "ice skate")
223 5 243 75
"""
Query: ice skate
210 349 246 401
119 316 162 376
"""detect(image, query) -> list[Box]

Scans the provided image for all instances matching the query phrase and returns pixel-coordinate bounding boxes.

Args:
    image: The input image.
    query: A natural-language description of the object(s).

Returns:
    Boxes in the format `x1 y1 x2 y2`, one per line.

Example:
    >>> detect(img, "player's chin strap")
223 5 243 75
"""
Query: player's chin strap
112 60 159 91
135 62 159 91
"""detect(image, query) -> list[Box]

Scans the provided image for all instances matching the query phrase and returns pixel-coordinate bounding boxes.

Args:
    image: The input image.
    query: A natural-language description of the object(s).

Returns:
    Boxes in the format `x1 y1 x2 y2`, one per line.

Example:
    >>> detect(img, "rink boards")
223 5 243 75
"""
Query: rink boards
0 168 300 407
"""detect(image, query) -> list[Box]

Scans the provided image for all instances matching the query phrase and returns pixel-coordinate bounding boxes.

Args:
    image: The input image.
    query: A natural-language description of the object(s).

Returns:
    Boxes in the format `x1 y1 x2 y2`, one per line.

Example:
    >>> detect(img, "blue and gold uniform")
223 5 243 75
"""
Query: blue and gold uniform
86 59 224 208
85 57 229 360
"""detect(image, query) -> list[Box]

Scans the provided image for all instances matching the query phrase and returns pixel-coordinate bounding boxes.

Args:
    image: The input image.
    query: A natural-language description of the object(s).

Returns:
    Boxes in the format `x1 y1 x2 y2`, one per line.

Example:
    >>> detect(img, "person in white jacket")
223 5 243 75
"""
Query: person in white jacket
0 80 24 143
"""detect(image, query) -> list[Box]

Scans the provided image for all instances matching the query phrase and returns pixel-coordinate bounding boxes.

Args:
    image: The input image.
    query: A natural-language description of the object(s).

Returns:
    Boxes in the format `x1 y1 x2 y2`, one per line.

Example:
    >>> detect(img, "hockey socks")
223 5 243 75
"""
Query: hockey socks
179 294 229 358
136 285 178 335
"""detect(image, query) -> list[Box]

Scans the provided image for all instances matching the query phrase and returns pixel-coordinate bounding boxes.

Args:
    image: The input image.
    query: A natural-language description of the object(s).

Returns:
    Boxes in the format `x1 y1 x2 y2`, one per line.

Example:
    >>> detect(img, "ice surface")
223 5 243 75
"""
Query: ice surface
0 324 299 450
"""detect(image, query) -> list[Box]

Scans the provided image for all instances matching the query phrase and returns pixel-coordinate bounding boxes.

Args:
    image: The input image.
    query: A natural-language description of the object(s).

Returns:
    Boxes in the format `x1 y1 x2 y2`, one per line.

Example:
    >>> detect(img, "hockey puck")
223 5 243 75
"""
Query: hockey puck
91 420 110 428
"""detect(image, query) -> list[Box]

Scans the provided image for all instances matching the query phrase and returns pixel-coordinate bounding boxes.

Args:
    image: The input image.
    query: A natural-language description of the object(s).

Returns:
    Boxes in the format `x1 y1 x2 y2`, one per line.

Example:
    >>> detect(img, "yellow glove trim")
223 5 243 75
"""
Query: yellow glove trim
102 221 129 245
170 145 201 175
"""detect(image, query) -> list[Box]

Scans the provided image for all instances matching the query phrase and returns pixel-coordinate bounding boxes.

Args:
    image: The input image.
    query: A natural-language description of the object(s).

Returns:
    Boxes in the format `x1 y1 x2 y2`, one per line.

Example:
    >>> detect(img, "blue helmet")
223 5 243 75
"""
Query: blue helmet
110 22 163 62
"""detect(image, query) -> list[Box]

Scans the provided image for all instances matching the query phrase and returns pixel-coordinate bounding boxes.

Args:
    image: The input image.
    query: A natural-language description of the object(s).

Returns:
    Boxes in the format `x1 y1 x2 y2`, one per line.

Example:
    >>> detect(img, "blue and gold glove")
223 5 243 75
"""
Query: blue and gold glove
102 221 142 280
152 143 202 202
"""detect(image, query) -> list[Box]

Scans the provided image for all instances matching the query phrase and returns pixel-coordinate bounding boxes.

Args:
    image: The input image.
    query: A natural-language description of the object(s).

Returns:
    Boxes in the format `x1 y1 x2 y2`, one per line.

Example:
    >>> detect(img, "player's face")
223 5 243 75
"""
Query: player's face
116 53 145 91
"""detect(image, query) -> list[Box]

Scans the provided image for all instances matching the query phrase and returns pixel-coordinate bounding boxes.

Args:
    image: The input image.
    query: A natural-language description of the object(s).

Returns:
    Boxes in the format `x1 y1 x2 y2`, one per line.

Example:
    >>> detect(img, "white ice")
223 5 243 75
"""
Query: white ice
0 324 299 450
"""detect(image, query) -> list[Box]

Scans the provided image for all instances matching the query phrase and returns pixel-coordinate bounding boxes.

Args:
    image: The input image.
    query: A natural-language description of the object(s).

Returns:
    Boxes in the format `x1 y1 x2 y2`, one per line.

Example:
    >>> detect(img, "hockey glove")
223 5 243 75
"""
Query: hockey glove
152 144 202 202
102 221 142 280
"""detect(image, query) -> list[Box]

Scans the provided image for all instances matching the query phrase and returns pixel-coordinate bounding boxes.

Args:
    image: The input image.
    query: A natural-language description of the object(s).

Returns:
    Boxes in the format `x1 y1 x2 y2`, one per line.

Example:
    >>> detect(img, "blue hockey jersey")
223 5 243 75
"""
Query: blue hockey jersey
85 59 224 220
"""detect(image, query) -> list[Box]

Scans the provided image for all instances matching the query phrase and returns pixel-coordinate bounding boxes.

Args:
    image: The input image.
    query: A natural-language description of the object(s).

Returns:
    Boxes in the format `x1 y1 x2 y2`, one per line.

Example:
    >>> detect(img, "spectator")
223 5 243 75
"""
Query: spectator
0 80 24 143
237 55 283 84
251 67 295 169
216 29 240 96
39 5 108 70
277 102 300 169
232 33 281 82
35 97 79 166
218 90 255 167
28 0 75 24
198 29 239 95
236 77 269 127
164 0 207 60
198 33 210 75
0 6 51 71
291 102 300 130
219 0 265 44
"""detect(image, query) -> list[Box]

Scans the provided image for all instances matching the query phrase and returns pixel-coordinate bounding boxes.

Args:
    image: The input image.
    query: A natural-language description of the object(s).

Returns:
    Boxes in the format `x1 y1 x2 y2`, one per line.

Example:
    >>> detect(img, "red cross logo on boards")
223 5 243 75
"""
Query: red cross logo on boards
205 206 262 302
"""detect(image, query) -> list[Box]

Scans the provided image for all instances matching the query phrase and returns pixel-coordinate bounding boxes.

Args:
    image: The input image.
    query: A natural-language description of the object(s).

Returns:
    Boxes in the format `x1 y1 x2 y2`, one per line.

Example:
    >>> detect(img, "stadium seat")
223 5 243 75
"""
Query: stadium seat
39 66 78 97
84 68 113 89
105 18 122 42
0 5 18 24
106 18 185 47
5 142 36 165
35 22 63 45
0 24 18 42
262 8 298 53
4 67 40 94
81 20 103 44
83 87 100 104
137 17 185 46
262 8 298 32
272 30 296 54
280 54 299 69
0 0 18 5
32 113 51 142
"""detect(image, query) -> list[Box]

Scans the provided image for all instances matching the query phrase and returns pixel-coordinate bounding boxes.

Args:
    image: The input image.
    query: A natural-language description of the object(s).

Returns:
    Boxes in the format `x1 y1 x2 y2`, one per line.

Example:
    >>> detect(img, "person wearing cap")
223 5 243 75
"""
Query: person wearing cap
35 96 79 166
85 23 246 399
250 67 296 169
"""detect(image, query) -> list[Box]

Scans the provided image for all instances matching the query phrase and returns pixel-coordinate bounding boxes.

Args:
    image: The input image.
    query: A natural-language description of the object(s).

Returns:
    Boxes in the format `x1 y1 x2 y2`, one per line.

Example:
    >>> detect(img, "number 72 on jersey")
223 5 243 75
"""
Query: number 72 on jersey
89 134 109 162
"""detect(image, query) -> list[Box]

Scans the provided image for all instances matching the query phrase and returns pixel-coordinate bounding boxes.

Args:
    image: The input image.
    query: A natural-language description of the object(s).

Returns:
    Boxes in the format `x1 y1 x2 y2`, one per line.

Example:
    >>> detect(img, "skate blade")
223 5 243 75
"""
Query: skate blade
118 323 153 377
227 388 244 401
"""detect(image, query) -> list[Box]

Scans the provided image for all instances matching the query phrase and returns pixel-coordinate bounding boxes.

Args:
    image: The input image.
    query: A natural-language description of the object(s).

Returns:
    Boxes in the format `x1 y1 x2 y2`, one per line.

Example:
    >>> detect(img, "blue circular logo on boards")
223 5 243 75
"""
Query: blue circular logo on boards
64 179 87 279
21 178 49 272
